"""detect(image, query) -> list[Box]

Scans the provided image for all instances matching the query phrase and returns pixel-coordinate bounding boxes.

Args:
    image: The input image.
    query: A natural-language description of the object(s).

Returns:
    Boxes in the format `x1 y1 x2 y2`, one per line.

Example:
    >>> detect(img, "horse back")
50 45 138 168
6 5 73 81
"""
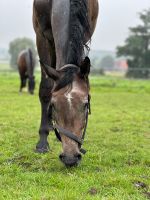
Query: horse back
18 49 35 77
17 51 28 76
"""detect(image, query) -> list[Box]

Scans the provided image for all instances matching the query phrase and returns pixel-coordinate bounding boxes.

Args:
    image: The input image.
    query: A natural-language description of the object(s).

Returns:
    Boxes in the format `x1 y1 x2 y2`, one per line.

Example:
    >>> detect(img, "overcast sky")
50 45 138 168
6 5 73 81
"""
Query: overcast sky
0 0 149 51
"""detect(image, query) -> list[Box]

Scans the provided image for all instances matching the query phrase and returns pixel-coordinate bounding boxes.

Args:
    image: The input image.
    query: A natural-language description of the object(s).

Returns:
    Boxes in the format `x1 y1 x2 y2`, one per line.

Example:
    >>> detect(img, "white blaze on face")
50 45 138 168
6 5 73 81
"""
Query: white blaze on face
64 80 87 110
64 81 77 109
65 92 73 109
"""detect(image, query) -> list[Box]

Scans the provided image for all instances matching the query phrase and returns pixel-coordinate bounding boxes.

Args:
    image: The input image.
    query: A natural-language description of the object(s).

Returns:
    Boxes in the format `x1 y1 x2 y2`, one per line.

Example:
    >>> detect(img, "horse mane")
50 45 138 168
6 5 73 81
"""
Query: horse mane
66 0 91 66
54 0 91 92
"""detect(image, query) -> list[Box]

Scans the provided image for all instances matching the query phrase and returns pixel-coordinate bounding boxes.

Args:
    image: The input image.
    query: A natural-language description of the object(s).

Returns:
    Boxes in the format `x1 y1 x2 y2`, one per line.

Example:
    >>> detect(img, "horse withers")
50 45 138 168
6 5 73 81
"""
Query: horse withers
33 0 99 167
17 48 36 95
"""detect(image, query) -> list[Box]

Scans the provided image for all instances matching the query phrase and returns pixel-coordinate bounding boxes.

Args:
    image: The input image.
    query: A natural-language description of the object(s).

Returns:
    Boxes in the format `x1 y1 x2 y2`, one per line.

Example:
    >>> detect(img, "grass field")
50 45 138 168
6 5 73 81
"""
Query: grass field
0 72 150 200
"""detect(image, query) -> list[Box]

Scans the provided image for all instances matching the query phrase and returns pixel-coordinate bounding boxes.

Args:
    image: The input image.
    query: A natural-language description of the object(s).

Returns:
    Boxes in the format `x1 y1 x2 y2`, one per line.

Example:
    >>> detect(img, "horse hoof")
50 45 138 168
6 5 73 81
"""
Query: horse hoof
35 148 49 153
35 142 50 153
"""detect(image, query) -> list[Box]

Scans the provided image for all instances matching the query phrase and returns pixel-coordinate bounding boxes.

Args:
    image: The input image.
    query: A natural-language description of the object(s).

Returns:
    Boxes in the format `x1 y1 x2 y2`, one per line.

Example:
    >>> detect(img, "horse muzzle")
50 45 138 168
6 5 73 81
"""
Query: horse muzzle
59 153 82 167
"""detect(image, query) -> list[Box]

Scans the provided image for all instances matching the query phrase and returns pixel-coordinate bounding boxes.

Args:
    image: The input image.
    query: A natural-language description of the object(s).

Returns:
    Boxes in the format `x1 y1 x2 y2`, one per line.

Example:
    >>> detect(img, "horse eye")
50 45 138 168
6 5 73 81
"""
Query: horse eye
83 102 88 110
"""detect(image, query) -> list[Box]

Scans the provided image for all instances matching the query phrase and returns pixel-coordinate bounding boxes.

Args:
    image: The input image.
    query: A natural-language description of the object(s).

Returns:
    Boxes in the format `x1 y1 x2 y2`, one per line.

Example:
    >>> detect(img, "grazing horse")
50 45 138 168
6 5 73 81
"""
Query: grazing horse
17 48 36 94
33 0 99 167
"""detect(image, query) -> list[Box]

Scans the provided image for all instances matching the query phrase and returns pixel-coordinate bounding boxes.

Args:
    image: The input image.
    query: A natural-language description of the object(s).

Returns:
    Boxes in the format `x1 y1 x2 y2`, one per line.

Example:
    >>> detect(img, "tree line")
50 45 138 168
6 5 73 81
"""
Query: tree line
8 8 150 78
117 9 150 78
9 38 37 70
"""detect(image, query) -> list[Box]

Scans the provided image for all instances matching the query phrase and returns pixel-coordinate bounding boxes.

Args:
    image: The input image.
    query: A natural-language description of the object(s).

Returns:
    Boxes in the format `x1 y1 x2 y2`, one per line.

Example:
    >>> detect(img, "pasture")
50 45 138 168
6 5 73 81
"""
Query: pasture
0 71 150 200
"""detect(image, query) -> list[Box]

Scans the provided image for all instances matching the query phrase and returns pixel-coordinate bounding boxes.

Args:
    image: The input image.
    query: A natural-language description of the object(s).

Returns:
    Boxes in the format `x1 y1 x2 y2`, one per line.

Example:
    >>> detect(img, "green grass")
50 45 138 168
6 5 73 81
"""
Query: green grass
0 73 150 200
0 62 11 71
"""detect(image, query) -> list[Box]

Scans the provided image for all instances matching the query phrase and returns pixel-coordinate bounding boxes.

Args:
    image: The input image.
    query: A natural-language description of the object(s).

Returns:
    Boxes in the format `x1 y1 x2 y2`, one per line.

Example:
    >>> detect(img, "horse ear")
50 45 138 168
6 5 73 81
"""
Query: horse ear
39 60 59 81
80 57 91 76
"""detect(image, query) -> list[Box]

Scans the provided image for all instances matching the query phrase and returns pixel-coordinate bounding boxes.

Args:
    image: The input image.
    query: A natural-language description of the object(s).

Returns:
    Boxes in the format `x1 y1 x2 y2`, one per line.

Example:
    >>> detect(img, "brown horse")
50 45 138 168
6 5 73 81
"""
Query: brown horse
33 0 99 167
17 48 36 94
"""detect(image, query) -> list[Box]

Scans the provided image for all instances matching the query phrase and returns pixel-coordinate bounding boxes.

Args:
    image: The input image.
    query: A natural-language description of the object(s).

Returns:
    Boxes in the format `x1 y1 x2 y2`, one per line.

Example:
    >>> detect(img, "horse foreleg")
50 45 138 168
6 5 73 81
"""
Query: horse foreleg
36 79 53 153
35 34 55 153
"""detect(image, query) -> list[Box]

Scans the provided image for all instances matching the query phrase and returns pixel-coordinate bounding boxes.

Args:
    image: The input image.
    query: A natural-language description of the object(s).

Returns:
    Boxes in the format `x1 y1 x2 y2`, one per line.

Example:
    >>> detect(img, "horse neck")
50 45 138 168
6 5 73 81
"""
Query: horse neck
53 0 91 69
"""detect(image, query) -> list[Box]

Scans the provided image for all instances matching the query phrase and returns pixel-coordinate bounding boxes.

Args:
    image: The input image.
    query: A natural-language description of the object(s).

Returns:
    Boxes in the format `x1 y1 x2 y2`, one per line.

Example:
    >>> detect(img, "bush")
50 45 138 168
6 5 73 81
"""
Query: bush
9 38 36 70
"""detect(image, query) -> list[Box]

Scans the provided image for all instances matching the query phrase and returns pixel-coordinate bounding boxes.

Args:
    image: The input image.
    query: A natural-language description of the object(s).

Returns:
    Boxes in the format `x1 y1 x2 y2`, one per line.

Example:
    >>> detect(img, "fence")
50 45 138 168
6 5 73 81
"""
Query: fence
1 60 150 79
0 60 41 74
90 67 150 79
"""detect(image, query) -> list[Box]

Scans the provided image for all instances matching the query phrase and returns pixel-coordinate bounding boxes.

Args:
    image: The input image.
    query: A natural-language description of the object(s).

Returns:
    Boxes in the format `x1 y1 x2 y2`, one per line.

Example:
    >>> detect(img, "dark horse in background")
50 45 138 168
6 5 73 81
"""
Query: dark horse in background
17 48 36 94
33 0 99 167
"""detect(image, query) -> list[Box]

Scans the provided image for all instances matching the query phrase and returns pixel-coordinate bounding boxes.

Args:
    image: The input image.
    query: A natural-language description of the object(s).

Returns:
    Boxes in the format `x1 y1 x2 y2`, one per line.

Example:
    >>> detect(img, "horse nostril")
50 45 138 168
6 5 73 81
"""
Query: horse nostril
76 153 82 160
59 153 82 167
59 153 65 160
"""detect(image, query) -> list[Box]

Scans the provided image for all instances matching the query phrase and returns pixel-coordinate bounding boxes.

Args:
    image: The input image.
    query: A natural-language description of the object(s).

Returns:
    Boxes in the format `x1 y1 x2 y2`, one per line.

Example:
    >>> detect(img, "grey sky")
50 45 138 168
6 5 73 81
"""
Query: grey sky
0 0 150 51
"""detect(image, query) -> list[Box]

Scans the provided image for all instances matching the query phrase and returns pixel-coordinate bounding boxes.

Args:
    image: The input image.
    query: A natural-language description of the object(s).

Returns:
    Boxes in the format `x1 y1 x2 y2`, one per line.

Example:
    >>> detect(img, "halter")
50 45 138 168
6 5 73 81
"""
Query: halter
51 95 91 154
40 60 91 154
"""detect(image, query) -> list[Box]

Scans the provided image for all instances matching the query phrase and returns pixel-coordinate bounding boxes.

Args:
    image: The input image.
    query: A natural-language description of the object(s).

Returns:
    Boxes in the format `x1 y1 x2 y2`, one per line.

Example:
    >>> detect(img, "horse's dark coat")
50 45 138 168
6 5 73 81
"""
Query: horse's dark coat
33 0 99 166
17 48 36 94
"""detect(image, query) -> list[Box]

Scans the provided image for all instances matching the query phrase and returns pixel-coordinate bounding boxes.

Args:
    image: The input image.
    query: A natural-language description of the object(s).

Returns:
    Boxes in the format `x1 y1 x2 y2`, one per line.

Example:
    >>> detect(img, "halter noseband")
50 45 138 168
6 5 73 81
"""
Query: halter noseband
51 94 91 155
40 60 91 154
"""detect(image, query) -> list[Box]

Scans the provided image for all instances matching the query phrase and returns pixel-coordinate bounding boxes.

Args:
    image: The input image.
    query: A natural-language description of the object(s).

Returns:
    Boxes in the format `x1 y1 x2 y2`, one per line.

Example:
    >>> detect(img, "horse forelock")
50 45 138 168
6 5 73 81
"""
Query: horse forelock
54 66 79 92
54 65 90 93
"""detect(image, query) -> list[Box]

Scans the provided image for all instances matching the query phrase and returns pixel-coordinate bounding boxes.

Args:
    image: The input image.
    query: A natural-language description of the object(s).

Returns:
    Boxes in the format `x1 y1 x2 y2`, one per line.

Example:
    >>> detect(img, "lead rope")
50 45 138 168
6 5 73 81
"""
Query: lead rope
79 94 91 154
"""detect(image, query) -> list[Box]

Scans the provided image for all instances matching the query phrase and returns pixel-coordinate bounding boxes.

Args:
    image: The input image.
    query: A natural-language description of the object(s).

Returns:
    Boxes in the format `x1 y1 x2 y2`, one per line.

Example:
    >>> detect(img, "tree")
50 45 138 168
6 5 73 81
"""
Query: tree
117 9 150 78
9 38 36 69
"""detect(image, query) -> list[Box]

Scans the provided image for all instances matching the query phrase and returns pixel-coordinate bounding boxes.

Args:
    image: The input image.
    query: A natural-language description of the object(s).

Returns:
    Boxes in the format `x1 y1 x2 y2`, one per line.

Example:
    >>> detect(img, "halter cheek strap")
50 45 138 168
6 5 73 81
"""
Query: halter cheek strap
51 96 91 155
39 60 91 154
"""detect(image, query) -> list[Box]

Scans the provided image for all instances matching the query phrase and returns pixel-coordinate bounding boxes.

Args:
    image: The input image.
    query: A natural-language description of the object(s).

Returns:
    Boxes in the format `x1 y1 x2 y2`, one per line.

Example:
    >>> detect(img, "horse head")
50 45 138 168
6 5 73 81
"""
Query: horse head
41 57 91 167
